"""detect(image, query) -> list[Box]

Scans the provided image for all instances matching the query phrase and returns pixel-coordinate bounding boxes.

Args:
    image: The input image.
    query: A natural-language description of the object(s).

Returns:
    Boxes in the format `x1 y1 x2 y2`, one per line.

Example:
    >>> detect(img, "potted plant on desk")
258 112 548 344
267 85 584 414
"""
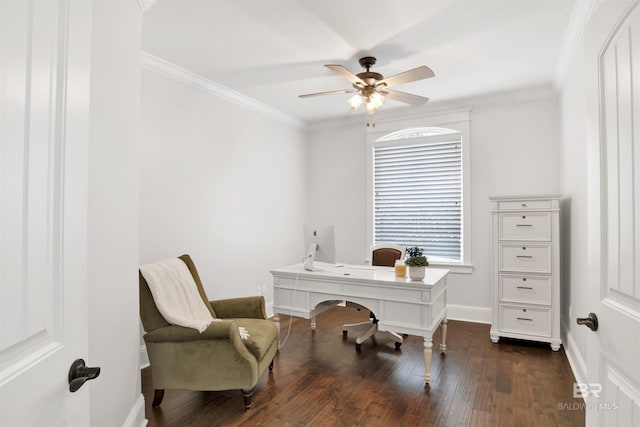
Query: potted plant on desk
405 247 428 281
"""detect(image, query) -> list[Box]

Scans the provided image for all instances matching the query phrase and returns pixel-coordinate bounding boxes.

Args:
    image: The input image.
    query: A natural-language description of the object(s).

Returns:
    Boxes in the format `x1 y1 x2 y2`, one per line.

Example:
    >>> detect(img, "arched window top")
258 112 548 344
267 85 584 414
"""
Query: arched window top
377 126 457 142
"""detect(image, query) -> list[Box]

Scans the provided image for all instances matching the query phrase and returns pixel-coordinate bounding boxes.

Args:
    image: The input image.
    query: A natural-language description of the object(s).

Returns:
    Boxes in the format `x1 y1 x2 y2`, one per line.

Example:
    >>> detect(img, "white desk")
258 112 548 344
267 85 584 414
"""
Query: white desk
270 263 449 383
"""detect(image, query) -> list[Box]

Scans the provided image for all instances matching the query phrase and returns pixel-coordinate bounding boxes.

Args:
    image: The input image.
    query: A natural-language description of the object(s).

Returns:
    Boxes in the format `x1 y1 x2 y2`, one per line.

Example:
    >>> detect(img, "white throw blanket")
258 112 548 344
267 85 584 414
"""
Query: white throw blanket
140 258 214 333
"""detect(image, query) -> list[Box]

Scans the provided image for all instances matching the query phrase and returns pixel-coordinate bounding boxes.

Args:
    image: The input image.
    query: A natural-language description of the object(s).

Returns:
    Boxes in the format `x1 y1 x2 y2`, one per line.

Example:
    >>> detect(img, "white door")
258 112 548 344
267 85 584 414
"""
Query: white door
585 0 640 425
0 1 93 425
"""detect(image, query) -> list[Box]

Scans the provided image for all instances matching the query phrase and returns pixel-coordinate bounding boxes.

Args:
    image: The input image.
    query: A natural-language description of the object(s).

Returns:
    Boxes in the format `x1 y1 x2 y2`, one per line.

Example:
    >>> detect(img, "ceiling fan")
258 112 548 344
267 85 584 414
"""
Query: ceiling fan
299 56 434 115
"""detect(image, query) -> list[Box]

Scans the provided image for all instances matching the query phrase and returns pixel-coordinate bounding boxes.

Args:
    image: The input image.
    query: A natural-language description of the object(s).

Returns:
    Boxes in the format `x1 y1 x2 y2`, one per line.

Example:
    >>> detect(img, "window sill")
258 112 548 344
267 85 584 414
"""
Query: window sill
428 262 474 274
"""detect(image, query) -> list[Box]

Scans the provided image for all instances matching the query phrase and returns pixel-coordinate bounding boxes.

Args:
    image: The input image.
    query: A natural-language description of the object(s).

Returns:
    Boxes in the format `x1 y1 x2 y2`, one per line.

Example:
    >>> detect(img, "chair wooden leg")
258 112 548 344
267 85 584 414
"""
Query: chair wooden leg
151 389 164 407
241 388 253 410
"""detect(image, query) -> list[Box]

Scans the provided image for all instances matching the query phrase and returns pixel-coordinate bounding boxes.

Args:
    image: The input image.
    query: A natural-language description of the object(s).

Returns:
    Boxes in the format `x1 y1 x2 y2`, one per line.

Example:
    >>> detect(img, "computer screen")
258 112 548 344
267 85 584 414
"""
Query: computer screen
303 224 336 270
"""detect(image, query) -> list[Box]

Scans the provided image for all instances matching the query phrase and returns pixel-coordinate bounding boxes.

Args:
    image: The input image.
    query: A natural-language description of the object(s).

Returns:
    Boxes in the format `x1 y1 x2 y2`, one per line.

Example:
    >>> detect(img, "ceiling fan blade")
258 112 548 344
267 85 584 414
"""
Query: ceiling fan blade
377 65 435 88
325 64 365 86
298 88 358 98
383 89 430 106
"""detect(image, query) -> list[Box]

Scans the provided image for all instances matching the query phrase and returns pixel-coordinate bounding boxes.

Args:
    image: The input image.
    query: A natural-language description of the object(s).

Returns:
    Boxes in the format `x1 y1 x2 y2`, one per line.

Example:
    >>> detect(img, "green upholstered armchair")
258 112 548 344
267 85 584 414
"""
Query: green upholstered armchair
139 254 278 410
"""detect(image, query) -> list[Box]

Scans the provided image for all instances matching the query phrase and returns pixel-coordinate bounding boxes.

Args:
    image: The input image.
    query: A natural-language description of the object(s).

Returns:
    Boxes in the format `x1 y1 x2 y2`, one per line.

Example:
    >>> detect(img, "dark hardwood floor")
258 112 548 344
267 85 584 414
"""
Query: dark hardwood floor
141 306 584 426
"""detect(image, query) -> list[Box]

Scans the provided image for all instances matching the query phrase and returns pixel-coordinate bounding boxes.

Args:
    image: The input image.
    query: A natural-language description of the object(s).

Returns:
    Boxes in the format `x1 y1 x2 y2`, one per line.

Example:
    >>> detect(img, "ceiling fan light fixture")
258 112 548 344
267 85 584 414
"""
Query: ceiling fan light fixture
347 94 363 110
362 90 385 115
299 56 433 115
369 91 385 108
364 99 378 115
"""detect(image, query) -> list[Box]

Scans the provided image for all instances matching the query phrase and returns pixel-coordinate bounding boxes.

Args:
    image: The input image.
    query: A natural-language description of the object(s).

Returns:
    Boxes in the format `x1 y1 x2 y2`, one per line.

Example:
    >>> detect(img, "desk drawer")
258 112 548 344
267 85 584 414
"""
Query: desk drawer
500 305 551 337
499 213 551 241
500 274 551 304
500 244 551 273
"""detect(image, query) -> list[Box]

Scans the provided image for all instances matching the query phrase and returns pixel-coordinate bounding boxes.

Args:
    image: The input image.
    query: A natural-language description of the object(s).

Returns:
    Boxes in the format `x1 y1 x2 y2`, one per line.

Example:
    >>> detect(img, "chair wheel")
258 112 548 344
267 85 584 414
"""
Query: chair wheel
395 342 402 350
355 343 362 352
342 330 348 338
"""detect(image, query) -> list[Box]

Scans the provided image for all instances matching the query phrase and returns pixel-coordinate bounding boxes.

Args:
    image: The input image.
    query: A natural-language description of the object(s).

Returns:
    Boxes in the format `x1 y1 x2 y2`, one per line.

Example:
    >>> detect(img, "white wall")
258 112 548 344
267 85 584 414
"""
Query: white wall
139 69 308 305
307 122 370 263
307 96 561 318
87 1 144 426
559 33 589 381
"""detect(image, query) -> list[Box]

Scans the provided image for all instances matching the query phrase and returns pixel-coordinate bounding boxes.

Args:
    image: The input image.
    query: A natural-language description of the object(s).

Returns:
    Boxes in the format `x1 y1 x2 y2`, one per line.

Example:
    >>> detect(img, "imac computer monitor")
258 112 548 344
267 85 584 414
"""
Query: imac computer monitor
303 224 336 271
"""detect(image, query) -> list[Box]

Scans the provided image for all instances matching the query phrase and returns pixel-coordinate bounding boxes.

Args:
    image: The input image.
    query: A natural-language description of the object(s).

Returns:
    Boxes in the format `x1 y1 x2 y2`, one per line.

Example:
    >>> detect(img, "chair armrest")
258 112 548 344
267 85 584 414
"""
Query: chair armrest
143 321 258 374
210 296 267 319
144 320 237 343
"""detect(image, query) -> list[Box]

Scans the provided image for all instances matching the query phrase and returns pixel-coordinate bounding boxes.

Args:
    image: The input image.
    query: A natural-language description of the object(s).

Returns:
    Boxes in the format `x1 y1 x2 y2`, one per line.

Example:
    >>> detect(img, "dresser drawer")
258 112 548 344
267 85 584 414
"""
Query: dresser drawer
496 199 552 210
500 244 551 273
500 305 551 337
499 212 551 241
500 274 551 304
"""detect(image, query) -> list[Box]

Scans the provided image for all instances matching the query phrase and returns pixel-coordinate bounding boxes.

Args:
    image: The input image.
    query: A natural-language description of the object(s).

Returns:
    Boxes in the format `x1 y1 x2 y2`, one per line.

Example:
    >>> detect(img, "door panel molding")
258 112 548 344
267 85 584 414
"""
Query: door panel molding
589 0 640 424
598 0 640 307
0 0 68 376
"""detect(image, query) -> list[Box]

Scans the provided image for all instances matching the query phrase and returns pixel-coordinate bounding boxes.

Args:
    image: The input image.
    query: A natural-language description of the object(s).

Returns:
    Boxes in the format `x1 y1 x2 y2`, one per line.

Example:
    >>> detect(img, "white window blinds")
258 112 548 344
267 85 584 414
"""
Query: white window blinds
373 136 462 261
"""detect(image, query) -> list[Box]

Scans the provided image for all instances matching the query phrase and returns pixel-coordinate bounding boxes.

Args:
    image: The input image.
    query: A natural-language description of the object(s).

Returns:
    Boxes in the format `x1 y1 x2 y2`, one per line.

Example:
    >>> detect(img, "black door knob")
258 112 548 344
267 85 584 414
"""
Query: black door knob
576 313 598 331
68 359 100 392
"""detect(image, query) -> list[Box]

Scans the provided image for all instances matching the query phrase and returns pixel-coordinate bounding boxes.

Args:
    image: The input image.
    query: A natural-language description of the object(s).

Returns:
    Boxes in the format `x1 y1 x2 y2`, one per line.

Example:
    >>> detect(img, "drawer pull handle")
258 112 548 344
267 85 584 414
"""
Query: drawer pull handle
517 317 534 321
516 255 533 259
517 286 533 290
516 224 533 227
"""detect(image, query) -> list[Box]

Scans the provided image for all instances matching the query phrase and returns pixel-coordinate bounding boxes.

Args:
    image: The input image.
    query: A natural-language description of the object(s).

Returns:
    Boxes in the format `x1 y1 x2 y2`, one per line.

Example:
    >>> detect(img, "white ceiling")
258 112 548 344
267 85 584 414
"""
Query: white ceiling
142 0 578 124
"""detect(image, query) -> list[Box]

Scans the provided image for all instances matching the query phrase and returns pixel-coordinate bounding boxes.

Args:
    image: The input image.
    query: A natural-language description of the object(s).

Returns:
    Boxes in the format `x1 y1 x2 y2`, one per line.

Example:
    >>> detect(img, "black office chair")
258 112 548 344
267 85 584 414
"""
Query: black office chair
342 244 405 351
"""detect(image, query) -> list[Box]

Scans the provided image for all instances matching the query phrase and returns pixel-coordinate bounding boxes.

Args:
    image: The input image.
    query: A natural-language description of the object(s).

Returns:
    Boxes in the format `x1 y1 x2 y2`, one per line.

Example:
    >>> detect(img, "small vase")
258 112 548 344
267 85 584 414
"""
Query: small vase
409 265 426 281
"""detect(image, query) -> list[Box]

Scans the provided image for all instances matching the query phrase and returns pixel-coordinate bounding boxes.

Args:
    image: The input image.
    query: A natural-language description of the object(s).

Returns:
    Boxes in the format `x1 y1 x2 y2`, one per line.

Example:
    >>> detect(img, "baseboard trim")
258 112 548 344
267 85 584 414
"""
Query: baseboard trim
562 321 587 385
447 304 492 324
122 394 147 427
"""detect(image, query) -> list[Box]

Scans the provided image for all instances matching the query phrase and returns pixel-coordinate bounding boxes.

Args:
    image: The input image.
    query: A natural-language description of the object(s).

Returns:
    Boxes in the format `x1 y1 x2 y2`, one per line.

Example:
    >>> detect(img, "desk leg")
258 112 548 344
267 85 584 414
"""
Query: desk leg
423 338 433 383
440 319 448 352
273 314 281 348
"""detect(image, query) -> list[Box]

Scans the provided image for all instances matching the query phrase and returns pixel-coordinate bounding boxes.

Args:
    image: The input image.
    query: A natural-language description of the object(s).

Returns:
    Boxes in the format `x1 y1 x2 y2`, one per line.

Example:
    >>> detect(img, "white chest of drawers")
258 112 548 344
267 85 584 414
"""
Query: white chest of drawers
489 196 561 351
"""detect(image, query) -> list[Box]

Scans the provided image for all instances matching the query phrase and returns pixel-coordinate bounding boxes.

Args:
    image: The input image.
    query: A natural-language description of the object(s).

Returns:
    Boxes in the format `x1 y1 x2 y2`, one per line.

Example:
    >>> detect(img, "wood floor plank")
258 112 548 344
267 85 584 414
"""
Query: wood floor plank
141 306 584 426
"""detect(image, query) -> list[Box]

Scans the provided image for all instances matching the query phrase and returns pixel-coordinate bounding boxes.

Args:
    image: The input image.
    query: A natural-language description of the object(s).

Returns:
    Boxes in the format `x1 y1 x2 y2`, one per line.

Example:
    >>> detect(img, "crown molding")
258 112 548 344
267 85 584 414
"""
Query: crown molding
141 52 306 130
553 0 598 90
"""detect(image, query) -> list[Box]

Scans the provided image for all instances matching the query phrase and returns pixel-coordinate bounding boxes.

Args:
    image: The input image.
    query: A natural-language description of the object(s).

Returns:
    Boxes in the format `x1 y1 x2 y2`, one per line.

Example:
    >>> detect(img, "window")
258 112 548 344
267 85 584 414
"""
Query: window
366 111 471 271
374 131 461 261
